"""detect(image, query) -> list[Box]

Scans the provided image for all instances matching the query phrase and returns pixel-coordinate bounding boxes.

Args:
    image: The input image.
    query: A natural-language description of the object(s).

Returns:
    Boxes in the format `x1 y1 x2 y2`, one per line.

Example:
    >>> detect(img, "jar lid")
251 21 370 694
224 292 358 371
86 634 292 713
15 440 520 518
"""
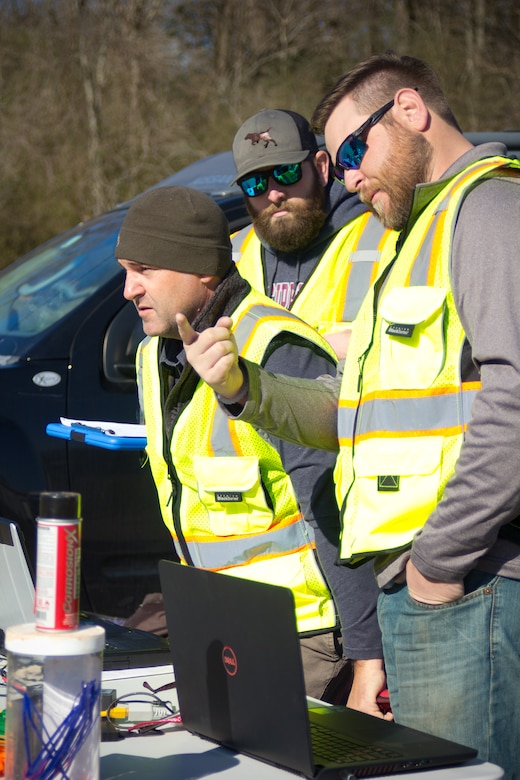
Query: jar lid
5 623 105 656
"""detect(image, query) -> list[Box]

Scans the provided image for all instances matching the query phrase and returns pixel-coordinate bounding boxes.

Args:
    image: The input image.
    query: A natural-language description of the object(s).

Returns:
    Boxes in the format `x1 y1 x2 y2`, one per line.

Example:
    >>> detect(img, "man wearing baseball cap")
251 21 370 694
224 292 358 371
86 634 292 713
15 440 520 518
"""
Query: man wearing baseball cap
116 185 360 703
231 109 396 357
231 110 393 713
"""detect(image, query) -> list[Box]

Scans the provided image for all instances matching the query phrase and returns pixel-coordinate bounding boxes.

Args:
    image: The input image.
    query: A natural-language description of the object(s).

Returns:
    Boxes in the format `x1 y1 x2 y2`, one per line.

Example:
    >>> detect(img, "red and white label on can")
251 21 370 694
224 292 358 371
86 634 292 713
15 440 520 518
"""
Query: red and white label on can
35 519 81 630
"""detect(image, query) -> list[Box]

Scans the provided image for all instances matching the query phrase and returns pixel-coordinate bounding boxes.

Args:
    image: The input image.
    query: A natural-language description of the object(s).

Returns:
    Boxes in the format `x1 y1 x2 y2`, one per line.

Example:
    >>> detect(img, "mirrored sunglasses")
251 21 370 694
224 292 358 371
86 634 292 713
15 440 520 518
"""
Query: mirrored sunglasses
333 99 395 183
238 162 304 197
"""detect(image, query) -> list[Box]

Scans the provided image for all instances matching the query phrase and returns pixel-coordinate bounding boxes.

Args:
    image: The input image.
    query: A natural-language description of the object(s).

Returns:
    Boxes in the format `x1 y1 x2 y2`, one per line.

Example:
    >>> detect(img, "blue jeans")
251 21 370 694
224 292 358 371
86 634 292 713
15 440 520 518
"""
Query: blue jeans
378 571 520 780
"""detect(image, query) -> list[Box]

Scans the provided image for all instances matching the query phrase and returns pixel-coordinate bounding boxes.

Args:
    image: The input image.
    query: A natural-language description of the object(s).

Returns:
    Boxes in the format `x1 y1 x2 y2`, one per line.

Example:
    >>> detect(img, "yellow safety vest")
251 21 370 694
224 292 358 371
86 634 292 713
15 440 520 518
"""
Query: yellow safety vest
232 213 396 336
334 157 520 562
138 289 338 635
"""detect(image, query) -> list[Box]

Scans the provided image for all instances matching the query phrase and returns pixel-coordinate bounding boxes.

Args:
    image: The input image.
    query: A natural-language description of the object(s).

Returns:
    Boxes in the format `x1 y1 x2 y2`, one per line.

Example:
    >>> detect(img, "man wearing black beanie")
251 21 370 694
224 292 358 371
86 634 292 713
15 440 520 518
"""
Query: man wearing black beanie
116 184 372 704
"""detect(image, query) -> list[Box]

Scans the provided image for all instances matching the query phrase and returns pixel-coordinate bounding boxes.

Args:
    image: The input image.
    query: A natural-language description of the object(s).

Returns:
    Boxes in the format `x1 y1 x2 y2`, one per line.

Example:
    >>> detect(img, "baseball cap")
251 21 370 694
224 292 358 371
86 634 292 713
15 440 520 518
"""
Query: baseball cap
231 109 318 184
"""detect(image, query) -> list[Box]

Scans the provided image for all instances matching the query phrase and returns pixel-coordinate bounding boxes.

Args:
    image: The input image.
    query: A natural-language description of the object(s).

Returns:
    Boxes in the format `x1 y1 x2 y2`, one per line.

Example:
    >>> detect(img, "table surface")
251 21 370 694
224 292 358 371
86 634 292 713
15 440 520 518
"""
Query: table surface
100 725 504 780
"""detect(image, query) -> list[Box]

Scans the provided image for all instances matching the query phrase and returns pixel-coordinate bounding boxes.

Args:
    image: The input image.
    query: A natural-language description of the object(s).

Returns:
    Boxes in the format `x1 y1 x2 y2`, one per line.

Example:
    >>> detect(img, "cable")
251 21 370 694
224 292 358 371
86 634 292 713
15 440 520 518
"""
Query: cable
21 679 100 780
105 690 182 735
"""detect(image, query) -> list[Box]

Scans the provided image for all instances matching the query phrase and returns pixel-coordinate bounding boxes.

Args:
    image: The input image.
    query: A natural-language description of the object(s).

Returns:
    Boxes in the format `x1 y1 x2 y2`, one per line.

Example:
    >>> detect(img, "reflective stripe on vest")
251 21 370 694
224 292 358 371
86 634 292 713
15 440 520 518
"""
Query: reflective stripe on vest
338 384 481 445
138 290 338 634
334 157 520 562
233 214 396 333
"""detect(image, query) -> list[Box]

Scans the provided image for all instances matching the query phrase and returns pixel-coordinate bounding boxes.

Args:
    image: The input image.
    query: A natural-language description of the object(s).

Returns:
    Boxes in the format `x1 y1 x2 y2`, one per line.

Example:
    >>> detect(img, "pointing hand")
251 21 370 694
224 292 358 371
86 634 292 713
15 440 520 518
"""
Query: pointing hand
176 314 245 400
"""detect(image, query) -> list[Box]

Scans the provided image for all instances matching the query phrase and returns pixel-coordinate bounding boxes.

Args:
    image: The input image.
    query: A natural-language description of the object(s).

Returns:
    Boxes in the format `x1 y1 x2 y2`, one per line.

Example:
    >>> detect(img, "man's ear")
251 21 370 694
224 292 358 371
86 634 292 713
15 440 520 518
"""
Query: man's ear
313 149 332 186
394 87 429 132
200 274 221 292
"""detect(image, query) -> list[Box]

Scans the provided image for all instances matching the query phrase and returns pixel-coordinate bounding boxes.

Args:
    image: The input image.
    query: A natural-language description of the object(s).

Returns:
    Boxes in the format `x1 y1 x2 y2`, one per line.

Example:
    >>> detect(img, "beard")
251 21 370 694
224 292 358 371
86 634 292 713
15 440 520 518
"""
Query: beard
246 174 327 253
361 125 433 231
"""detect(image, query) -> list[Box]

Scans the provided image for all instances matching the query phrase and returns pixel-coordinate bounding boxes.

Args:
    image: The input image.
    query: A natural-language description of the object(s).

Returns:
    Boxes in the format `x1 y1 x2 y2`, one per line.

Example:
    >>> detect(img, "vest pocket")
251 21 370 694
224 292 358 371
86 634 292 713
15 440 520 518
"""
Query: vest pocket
346 436 443 556
193 455 273 536
379 286 447 389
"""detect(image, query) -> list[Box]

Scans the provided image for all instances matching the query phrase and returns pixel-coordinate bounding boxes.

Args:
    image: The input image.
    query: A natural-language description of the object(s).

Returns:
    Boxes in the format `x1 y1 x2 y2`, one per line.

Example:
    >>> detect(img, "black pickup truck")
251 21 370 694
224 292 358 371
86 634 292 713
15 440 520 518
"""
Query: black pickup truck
1 134 519 618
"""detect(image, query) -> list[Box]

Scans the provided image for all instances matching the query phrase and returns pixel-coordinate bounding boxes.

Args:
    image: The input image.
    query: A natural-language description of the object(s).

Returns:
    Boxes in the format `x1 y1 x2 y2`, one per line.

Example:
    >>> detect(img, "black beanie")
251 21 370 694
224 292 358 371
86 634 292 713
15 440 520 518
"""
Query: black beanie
115 185 233 277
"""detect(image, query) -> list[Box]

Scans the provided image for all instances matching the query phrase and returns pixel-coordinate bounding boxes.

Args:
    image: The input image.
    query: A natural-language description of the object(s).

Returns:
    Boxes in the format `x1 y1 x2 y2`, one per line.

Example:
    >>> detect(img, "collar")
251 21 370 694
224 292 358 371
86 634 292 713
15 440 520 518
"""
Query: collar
161 338 184 370
159 265 250 371
401 142 510 244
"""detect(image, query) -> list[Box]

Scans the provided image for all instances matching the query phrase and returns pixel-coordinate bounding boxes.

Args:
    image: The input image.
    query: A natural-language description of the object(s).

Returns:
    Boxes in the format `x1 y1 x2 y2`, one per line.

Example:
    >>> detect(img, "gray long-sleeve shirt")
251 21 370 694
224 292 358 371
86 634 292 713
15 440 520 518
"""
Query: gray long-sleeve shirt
233 143 520 588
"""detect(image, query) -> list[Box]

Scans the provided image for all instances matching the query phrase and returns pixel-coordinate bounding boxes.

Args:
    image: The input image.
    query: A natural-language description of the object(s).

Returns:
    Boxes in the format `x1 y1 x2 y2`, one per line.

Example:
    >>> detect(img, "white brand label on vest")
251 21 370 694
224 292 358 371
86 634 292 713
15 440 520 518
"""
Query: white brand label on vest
215 492 243 503
386 323 415 338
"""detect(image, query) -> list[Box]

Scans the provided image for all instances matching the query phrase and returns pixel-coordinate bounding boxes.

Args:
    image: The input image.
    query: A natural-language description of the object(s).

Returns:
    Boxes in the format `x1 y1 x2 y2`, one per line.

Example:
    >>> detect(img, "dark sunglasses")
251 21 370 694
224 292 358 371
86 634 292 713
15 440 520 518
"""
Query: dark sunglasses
333 99 395 182
238 162 304 197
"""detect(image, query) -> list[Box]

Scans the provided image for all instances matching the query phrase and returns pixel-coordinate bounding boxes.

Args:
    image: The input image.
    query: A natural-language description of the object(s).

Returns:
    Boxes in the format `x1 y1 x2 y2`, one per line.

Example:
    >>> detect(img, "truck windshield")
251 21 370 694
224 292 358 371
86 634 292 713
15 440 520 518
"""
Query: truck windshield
0 210 125 359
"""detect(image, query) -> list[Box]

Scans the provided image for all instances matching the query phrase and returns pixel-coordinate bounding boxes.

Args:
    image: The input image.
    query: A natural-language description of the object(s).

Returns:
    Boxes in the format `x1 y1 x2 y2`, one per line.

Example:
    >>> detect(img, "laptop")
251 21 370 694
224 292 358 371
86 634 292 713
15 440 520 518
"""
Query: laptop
0 517 171 670
159 559 477 779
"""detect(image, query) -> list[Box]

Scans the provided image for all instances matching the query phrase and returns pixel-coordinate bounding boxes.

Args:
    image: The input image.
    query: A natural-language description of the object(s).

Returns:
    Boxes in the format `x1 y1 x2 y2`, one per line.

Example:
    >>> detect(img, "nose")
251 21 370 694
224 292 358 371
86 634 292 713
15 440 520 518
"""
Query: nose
343 168 364 193
123 271 143 301
266 177 288 204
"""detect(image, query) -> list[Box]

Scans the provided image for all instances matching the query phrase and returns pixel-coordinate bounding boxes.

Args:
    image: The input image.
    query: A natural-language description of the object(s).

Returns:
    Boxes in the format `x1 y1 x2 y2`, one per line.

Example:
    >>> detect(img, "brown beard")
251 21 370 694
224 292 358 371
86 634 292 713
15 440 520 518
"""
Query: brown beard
362 124 433 231
246 173 327 253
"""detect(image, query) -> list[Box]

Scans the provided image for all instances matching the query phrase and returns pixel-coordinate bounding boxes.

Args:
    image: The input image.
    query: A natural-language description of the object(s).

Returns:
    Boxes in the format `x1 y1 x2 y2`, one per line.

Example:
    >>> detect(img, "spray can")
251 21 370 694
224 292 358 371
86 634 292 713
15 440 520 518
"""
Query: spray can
35 491 82 631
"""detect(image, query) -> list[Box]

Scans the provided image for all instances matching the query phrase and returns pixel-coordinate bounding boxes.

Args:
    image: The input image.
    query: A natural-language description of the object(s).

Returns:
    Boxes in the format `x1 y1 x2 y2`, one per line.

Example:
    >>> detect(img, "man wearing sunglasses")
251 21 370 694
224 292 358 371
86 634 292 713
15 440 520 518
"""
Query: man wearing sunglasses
231 109 395 360
230 108 394 716
179 53 520 776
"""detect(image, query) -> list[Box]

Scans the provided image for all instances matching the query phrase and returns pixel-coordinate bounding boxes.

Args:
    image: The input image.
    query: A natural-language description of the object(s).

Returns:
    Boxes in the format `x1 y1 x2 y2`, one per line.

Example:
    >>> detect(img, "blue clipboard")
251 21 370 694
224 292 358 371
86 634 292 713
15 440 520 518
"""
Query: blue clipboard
46 422 147 451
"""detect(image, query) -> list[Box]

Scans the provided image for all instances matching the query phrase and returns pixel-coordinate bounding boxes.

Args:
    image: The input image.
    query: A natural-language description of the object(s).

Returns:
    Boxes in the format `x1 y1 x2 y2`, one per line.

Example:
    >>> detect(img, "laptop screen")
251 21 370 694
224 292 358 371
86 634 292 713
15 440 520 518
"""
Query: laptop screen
0 518 36 634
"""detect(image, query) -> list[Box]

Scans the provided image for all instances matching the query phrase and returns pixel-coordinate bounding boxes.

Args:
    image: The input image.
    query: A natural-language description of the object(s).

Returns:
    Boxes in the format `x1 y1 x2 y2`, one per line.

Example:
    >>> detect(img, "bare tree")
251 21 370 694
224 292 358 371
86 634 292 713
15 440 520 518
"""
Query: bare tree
1 0 520 269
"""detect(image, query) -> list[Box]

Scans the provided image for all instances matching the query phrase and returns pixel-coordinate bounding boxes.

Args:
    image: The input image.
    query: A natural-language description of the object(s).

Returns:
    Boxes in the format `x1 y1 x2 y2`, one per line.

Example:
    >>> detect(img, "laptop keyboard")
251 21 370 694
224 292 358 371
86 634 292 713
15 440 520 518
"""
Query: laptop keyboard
310 721 401 763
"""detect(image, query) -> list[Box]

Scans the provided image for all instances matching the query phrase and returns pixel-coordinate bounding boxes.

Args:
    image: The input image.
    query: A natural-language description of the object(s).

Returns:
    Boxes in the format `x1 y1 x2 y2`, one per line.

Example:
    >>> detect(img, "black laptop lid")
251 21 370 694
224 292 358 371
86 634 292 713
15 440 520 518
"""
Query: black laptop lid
159 560 479 779
159 560 316 777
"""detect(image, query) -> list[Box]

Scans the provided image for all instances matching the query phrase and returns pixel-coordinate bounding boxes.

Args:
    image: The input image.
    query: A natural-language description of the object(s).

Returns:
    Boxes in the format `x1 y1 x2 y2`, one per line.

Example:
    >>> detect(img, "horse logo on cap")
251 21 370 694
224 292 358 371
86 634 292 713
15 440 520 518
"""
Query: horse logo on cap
244 128 277 148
